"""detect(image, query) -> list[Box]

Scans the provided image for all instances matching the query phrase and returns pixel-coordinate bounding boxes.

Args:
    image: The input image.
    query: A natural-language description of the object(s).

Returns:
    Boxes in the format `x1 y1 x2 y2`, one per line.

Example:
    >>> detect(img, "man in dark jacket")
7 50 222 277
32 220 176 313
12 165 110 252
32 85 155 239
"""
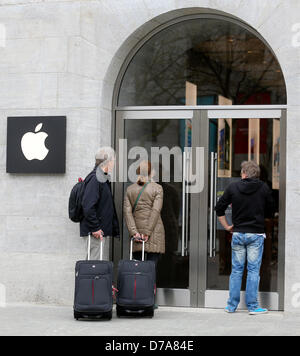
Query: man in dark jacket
215 161 274 315
80 148 120 259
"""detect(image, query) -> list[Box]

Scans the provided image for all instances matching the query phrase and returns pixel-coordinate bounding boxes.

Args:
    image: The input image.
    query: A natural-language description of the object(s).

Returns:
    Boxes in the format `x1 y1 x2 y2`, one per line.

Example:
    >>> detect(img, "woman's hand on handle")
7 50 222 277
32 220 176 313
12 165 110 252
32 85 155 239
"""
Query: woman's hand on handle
133 233 141 241
133 233 149 242
141 234 149 242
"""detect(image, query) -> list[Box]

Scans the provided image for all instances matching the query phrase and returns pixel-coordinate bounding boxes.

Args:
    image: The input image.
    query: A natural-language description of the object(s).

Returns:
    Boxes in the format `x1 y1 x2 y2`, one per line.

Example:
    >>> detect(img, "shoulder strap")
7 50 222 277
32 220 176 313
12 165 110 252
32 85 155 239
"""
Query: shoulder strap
132 182 150 214
84 170 94 184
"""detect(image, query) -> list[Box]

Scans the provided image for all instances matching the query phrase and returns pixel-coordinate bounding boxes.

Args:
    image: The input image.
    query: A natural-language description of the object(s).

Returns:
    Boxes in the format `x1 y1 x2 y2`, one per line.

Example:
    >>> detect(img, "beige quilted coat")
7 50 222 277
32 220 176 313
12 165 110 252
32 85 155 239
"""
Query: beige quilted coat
124 182 165 254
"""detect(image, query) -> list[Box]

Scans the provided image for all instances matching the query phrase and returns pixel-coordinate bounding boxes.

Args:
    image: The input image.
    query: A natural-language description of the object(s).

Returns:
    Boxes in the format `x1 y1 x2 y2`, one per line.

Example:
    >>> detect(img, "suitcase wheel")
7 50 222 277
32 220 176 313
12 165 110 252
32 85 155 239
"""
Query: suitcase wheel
74 311 82 320
105 311 113 320
144 308 154 318
116 306 154 318
74 310 112 321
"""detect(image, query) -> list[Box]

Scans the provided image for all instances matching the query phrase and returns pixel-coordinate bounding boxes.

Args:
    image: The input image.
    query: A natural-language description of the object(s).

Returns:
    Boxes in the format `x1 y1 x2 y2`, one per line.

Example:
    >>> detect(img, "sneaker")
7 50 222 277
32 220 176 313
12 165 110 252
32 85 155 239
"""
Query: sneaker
225 306 235 313
249 308 268 315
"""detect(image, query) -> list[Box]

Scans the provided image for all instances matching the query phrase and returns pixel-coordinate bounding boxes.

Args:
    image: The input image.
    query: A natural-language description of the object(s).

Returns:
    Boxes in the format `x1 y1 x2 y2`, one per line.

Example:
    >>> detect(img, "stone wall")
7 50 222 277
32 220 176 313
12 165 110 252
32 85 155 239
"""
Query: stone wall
0 0 299 311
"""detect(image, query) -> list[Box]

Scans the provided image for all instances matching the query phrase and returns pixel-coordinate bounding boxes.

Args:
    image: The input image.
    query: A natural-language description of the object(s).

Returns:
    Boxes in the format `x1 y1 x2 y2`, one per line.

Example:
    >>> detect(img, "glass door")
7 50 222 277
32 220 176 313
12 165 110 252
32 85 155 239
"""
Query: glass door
204 108 286 310
113 106 286 310
114 109 201 307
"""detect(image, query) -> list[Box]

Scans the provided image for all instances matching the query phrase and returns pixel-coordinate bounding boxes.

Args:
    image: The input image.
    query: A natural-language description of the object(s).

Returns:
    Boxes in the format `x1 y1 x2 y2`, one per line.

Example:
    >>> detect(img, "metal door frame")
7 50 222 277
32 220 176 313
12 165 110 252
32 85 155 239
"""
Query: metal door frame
113 109 202 307
113 105 287 310
201 107 287 311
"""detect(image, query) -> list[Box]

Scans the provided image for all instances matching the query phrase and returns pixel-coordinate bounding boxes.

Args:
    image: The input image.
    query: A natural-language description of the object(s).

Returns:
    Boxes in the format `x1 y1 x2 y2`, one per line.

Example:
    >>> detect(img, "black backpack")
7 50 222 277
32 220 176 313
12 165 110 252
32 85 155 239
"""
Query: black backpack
68 173 93 223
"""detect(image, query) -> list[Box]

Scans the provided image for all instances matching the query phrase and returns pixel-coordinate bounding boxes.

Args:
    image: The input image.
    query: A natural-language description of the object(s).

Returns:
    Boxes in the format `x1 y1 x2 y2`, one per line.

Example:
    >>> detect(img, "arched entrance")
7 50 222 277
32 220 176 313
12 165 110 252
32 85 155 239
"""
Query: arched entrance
112 12 287 310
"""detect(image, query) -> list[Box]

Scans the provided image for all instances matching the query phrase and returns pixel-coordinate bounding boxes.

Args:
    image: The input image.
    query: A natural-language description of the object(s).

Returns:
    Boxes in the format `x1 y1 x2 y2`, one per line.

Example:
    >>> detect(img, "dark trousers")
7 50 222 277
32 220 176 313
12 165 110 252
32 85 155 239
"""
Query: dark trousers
133 252 160 268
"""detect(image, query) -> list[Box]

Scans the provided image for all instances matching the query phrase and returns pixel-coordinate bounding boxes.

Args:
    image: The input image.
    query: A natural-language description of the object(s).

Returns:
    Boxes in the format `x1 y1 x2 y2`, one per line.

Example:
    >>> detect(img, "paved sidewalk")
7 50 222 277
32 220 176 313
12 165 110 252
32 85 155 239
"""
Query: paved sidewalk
0 304 299 336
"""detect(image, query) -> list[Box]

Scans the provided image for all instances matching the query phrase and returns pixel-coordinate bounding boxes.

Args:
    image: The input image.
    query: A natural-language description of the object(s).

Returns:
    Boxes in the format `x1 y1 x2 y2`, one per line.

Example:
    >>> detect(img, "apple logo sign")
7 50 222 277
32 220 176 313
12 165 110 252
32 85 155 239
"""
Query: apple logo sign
6 116 66 174
21 123 49 161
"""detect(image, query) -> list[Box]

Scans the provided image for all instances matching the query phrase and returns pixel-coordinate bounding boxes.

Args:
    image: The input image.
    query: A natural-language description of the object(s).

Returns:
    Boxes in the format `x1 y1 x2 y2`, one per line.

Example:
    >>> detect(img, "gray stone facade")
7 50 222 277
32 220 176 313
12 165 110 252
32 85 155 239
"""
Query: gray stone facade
0 0 299 311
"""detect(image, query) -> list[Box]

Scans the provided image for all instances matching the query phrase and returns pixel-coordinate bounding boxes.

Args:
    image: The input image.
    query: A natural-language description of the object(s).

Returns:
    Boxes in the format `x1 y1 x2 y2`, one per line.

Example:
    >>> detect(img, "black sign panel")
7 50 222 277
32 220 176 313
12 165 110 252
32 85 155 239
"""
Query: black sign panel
6 116 66 174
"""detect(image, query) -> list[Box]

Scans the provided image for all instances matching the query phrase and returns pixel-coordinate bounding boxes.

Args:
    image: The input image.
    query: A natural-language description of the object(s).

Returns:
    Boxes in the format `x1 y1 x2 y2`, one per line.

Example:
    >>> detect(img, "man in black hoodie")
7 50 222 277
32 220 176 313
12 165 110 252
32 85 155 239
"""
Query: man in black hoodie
215 161 274 315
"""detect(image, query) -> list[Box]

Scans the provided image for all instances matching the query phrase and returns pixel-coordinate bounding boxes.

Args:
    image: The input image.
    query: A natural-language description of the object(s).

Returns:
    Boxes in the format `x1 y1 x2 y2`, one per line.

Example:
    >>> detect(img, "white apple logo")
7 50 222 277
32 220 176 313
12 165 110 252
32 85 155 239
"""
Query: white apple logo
21 123 49 161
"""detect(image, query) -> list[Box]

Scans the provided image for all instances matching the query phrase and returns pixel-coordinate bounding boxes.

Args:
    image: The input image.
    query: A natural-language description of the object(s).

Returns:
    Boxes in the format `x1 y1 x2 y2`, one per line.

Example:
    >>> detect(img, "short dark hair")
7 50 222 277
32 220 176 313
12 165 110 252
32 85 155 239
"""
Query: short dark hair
241 161 260 179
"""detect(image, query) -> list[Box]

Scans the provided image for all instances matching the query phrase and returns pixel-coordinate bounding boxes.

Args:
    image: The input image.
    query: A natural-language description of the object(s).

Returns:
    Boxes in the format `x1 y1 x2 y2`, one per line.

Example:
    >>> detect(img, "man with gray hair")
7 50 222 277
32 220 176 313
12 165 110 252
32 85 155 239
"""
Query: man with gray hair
80 147 120 259
215 161 274 315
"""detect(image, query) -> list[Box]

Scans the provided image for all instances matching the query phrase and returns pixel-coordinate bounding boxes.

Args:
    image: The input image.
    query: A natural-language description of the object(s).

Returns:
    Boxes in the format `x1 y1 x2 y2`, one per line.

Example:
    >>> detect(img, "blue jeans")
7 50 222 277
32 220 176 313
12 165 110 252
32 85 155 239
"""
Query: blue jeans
227 233 265 312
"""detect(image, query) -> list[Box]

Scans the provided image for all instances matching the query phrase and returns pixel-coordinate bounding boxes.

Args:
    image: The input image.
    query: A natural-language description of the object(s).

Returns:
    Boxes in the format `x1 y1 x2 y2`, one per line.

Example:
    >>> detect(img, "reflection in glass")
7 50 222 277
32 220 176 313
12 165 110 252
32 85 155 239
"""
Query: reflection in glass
118 18 286 106
123 119 190 289
208 118 279 293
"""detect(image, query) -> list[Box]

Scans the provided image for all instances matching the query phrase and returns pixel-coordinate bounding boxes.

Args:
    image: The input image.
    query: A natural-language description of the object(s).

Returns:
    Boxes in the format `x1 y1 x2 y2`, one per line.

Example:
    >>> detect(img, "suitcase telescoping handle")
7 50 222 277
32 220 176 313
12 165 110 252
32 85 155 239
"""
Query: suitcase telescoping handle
87 233 103 261
130 237 145 262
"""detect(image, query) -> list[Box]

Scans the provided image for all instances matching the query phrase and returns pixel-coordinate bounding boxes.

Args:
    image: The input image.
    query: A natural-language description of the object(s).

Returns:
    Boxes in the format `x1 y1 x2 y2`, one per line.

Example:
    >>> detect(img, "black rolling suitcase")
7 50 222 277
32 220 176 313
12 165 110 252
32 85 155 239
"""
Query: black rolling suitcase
116 238 156 318
74 234 113 320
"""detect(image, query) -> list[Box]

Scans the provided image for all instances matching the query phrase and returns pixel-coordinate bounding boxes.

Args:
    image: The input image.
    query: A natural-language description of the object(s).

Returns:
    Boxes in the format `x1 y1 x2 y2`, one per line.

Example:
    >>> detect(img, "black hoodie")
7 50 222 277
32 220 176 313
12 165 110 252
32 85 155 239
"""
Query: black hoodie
215 178 275 233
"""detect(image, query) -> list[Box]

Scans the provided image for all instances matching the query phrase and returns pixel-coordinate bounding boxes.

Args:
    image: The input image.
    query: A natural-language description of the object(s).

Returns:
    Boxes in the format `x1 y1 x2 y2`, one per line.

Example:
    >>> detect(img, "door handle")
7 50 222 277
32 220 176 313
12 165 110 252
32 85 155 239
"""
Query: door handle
182 151 187 257
185 149 191 254
213 152 218 257
209 152 217 258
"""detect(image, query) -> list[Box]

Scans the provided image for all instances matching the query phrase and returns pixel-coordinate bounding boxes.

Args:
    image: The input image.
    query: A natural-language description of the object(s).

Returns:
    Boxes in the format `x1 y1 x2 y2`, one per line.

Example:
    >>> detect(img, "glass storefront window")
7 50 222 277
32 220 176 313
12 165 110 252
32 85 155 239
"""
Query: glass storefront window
118 18 286 106
123 119 190 290
208 118 280 293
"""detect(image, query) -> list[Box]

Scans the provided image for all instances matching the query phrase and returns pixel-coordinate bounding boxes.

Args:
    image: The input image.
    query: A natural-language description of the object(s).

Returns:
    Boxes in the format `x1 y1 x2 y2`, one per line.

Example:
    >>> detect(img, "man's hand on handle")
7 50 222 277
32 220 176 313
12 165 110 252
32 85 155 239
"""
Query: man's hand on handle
92 229 104 240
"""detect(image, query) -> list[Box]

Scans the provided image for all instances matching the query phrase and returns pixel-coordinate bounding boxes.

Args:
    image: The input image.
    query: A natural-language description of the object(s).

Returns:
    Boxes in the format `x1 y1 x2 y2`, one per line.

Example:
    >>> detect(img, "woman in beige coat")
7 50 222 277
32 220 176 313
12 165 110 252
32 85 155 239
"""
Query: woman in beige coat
124 161 165 265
